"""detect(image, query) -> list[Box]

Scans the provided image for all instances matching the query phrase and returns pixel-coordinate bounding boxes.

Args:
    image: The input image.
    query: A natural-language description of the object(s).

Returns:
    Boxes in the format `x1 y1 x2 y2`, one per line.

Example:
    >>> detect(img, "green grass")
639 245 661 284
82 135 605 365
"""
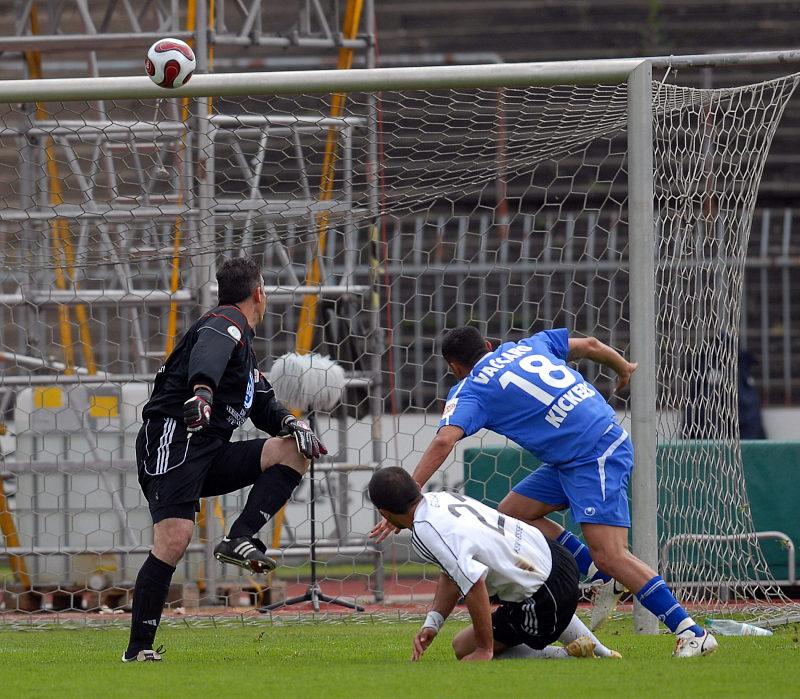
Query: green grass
0 616 798 698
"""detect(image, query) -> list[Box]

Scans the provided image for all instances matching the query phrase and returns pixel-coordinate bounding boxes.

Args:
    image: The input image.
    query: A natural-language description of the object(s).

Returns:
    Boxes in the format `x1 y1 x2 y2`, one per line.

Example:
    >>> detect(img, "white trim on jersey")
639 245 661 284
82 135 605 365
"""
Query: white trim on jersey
475 351 493 365
196 325 239 343
412 523 483 593
441 378 468 427
596 427 629 500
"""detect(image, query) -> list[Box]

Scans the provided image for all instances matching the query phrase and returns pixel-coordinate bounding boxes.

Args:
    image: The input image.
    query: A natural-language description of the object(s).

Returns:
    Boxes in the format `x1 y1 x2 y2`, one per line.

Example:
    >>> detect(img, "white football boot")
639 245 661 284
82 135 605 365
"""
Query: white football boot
589 578 627 630
673 629 719 658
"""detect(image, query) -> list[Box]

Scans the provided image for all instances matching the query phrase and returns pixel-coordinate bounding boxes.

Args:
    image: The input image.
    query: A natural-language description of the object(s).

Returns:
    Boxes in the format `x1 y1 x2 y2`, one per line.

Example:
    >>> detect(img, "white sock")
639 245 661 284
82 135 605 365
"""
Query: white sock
558 614 615 658
495 644 569 660
675 616 701 637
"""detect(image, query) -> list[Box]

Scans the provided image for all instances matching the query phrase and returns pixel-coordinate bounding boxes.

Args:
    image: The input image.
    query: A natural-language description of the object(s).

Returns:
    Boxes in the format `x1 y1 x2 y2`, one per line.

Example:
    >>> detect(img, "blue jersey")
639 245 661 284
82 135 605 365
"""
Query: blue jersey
439 329 617 464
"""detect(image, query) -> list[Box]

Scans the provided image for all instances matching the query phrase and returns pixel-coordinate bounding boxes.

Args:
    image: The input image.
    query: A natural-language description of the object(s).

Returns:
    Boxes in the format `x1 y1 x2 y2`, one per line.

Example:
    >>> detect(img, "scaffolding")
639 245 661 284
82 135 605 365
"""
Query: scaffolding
0 0 382 609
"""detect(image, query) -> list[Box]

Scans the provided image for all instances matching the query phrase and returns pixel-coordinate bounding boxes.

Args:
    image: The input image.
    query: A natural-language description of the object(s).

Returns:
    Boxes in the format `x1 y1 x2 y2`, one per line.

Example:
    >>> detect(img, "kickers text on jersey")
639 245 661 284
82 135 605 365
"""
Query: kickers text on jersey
469 346 597 430
543 381 597 428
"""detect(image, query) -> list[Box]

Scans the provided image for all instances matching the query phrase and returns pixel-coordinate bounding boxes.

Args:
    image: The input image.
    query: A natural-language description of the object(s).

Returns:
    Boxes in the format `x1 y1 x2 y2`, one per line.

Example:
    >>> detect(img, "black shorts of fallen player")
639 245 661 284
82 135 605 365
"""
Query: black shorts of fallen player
491 538 580 650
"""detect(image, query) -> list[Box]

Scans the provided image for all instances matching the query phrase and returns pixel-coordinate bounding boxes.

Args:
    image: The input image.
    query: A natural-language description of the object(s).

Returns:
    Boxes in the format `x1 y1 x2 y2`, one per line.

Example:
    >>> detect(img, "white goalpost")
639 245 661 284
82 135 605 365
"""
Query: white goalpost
0 54 798 628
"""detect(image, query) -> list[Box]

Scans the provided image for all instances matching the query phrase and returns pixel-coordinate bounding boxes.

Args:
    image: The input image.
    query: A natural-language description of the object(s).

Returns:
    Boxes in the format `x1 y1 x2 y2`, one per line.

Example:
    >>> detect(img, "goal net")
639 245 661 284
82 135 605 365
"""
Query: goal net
0 60 797 625
653 75 799 618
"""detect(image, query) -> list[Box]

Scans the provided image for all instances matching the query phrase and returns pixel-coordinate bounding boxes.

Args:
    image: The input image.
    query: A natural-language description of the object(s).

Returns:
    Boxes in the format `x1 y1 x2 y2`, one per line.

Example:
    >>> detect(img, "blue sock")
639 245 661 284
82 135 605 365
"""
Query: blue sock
556 530 610 582
636 576 703 636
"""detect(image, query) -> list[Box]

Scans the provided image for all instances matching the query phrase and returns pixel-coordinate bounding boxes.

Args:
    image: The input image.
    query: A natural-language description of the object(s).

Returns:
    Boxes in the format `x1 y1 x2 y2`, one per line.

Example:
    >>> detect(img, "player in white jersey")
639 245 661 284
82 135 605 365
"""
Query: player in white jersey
368 467 621 661
371 326 717 658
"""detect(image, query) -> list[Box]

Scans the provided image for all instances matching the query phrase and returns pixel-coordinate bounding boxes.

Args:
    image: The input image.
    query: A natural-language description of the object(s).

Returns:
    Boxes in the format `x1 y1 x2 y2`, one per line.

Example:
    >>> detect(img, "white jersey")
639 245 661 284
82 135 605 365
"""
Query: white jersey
411 491 553 602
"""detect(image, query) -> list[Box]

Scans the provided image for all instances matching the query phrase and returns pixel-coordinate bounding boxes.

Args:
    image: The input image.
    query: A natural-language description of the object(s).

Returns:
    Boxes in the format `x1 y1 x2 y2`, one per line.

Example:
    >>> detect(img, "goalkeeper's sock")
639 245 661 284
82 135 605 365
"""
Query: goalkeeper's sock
556 530 610 583
227 464 302 539
636 575 704 636
125 552 176 657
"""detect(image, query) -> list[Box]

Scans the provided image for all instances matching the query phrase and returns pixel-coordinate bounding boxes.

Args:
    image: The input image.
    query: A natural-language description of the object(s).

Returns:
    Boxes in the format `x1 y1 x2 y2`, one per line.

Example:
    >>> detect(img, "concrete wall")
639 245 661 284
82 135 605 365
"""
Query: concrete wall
3 402 796 585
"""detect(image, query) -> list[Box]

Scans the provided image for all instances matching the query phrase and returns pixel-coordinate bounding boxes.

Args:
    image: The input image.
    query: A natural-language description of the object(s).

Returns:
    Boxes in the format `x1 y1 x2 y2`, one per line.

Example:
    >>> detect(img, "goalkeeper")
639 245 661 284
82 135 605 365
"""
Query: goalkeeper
371 325 717 658
122 257 325 663
369 467 621 662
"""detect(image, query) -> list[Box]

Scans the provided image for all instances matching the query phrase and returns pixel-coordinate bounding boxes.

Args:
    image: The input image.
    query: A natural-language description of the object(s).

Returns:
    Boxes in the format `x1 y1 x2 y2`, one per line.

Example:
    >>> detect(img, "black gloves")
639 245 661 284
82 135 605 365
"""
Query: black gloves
183 387 213 432
280 416 328 459
182 389 326 459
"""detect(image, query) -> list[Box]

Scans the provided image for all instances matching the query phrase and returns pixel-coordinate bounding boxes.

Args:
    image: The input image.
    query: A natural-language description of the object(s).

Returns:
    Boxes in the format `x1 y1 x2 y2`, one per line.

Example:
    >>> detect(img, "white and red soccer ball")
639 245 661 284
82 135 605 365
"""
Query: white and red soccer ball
145 38 196 89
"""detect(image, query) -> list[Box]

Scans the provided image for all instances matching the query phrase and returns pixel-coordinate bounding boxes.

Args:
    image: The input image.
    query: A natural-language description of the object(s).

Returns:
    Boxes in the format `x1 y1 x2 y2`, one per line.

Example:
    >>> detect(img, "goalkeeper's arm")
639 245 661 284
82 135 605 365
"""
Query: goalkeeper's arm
250 374 293 435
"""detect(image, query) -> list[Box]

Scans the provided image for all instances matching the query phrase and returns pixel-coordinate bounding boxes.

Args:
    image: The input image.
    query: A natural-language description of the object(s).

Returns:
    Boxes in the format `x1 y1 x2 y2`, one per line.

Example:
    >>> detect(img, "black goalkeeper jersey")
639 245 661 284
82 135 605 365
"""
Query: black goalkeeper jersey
142 304 291 441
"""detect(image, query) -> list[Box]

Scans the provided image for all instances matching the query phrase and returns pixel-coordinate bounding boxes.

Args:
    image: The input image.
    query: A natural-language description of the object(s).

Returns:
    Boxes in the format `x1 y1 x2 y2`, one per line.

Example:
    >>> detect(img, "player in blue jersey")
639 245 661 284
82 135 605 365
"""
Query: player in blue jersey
372 325 717 658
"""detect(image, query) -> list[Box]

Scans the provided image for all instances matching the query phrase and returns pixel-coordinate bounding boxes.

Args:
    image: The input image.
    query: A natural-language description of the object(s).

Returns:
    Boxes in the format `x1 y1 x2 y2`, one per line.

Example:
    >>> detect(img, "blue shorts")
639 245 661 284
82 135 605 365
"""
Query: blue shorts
511 424 633 527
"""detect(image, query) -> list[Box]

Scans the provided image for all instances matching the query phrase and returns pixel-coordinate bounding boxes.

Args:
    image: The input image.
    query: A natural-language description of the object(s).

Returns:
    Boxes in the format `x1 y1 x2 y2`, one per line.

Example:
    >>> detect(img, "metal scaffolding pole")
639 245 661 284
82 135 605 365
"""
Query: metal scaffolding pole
1 0 381 608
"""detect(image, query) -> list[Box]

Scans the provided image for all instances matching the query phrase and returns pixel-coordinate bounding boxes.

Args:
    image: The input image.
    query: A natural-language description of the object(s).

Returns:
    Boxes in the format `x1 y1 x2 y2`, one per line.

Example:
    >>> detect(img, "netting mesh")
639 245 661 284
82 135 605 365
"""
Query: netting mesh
1 69 798 625
654 76 800 615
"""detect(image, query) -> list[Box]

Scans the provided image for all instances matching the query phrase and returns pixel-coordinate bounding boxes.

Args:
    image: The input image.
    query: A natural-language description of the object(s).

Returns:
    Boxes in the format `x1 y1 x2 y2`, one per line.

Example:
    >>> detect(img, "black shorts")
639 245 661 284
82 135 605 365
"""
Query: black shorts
491 538 579 650
136 417 266 523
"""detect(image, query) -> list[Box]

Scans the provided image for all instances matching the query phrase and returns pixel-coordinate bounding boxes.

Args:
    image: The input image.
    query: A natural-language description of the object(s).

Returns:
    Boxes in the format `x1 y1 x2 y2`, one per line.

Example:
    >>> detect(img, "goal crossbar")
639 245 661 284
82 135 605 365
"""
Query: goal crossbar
4 48 800 104
0 59 646 103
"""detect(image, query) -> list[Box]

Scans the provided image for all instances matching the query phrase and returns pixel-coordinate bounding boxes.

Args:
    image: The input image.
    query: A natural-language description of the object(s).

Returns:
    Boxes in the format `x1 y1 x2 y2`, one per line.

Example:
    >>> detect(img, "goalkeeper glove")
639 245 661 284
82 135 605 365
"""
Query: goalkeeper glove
183 387 213 432
280 416 328 459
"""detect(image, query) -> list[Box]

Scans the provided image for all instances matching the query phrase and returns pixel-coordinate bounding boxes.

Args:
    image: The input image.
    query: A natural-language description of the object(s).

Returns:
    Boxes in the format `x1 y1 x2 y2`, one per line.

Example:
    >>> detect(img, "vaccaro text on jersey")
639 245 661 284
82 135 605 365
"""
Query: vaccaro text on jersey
468 344 598 429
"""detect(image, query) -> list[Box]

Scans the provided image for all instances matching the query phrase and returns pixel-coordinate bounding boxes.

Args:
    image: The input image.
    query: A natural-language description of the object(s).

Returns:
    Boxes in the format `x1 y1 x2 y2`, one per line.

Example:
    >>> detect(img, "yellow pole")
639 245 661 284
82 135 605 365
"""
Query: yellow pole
51 222 77 371
166 0 215 357
64 226 97 374
196 498 208 593
25 8 97 374
165 0 194 356
0 475 31 589
294 0 364 354
270 0 365 578
196 494 227 594
184 1 229 596
0 7 66 588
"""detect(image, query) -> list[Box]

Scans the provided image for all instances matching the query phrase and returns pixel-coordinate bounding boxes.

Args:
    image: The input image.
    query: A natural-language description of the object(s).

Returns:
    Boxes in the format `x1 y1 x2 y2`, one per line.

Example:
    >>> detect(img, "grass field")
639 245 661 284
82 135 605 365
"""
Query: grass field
1 615 798 698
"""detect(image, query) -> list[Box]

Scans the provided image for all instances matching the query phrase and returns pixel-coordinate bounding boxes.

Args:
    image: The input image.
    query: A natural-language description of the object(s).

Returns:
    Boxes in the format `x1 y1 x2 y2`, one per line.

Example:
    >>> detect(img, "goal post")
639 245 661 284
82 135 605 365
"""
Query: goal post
627 61 659 634
0 55 798 625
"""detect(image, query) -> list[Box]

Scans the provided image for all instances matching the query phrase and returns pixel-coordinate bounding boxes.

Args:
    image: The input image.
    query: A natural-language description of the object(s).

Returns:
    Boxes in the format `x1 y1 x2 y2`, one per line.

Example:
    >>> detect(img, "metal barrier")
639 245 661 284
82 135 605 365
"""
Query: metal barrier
660 531 797 587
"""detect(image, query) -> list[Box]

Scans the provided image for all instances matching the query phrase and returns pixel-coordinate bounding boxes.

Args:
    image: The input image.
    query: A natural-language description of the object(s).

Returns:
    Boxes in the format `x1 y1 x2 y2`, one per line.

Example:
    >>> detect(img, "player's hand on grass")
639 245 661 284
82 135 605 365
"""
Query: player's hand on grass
369 517 400 543
279 416 328 459
411 628 437 661
614 361 638 393
183 386 213 432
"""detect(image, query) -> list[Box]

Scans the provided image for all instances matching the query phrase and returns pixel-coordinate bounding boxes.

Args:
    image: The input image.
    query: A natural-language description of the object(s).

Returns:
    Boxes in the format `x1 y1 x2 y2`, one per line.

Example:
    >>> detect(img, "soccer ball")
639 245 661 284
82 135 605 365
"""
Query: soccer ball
145 38 196 89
